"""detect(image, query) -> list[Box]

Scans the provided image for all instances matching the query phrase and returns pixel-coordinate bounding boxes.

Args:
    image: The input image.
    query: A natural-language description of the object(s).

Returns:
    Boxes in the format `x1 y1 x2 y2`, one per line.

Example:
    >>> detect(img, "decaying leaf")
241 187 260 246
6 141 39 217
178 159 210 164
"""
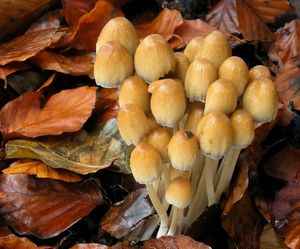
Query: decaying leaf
0 62 31 87
100 188 153 239
206 0 276 41
0 233 38 249
3 159 82 182
260 223 287 249
5 118 132 175
275 20 300 64
70 242 136 249
0 28 64 66
31 50 94 78
0 174 103 239
0 86 97 140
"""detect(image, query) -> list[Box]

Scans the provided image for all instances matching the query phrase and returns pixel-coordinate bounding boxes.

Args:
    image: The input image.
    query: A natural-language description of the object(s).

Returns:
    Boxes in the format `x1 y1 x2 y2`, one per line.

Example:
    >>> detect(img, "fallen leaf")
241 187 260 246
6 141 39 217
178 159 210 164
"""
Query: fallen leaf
271 182 300 249
26 9 63 33
5 118 132 175
100 188 153 239
143 236 212 249
136 8 183 41
0 86 97 140
0 62 31 87
70 242 136 249
260 223 287 249
206 0 275 41
275 55 300 123
37 73 56 92
58 0 123 51
0 233 38 249
275 19 300 64
0 0 59 42
0 174 103 239
31 50 94 78
0 28 64 66
3 159 82 182
222 190 266 249
290 0 300 17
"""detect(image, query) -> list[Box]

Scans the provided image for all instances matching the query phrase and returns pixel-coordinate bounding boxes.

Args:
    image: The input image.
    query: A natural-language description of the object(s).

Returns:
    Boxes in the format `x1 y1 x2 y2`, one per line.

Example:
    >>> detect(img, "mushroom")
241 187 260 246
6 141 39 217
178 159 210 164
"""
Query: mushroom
185 58 218 102
184 104 204 135
130 142 169 237
134 34 175 82
94 41 133 88
194 31 231 69
174 52 190 83
219 56 249 97
165 177 192 235
204 79 238 115
117 104 150 146
183 36 204 62
242 78 278 123
215 109 254 201
148 79 186 129
96 17 139 55
248 65 271 82
119 76 151 114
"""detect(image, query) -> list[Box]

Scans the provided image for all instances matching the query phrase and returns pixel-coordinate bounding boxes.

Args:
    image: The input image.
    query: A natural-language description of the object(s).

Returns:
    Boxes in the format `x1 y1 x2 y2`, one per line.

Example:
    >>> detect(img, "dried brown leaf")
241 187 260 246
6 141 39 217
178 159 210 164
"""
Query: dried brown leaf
0 233 38 249
136 9 183 41
0 62 31 86
31 50 94 78
100 188 153 239
260 223 287 249
0 174 103 239
3 159 82 182
70 243 136 249
0 29 64 66
275 20 300 64
0 86 97 140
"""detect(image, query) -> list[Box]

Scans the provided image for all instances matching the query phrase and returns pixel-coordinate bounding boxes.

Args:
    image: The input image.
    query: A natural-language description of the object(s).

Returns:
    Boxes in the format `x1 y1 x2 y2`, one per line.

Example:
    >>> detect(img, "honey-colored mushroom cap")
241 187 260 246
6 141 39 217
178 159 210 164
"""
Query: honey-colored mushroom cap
183 36 204 62
248 65 271 82
174 52 190 83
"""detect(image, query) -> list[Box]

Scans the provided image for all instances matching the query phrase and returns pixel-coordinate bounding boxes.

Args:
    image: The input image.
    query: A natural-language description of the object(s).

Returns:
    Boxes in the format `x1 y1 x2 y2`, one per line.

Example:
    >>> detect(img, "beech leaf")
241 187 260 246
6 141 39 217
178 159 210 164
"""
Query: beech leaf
5 119 132 175
260 223 287 249
3 159 82 182
0 28 64 66
0 233 38 249
0 86 97 140
31 50 94 78
0 174 103 239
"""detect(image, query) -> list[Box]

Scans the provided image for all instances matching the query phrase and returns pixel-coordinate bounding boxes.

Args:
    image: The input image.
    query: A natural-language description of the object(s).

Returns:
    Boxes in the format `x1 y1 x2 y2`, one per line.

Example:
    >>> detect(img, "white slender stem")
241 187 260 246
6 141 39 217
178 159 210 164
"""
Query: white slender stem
146 183 169 238
153 178 160 193
167 206 180 236
177 208 184 234
215 147 241 202
191 153 205 196
158 163 170 199
205 157 219 206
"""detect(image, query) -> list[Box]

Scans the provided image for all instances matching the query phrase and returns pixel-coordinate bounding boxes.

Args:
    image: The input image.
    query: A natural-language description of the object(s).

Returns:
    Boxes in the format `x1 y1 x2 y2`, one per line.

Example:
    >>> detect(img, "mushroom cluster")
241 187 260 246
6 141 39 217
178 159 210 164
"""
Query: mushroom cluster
94 17 279 238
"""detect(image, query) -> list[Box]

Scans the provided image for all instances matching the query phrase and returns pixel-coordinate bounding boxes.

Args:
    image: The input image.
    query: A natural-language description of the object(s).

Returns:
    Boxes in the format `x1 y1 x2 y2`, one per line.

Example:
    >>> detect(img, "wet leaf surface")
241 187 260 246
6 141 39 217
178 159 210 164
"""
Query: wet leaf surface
31 50 94 78
0 174 103 239
275 20 300 65
0 28 64 66
5 119 132 175
0 233 39 249
100 188 153 239
0 86 96 140
3 159 82 182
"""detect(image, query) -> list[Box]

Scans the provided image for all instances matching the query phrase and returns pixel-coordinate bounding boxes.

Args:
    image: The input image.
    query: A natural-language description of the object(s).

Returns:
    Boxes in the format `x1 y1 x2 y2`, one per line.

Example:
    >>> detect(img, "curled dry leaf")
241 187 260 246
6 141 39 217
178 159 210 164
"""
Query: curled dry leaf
0 0 59 42
0 174 103 239
271 182 300 249
0 86 97 140
31 50 94 78
275 55 300 124
0 233 38 249
3 159 82 182
0 28 64 66
0 62 31 87
5 119 132 175
206 0 276 41
100 188 153 239
260 223 287 249
70 242 136 249
275 19 300 65
136 8 183 41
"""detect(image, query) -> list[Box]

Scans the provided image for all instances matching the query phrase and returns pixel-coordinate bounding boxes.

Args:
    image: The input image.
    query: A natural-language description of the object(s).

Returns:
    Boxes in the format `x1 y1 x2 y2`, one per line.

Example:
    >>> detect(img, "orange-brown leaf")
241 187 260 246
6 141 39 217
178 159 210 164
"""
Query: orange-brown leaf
0 62 31 82
0 174 103 239
0 86 97 140
0 29 64 66
3 159 82 182
136 8 183 41
275 19 300 64
31 50 94 78
0 233 38 249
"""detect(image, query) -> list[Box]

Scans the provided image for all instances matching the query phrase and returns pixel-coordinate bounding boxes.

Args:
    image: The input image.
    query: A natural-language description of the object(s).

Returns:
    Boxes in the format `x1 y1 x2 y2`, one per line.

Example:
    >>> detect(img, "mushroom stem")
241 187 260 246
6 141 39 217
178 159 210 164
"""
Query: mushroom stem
139 215 160 241
146 183 169 238
215 147 241 201
191 153 205 196
205 157 219 206
158 163 170 199
167 206 180 236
